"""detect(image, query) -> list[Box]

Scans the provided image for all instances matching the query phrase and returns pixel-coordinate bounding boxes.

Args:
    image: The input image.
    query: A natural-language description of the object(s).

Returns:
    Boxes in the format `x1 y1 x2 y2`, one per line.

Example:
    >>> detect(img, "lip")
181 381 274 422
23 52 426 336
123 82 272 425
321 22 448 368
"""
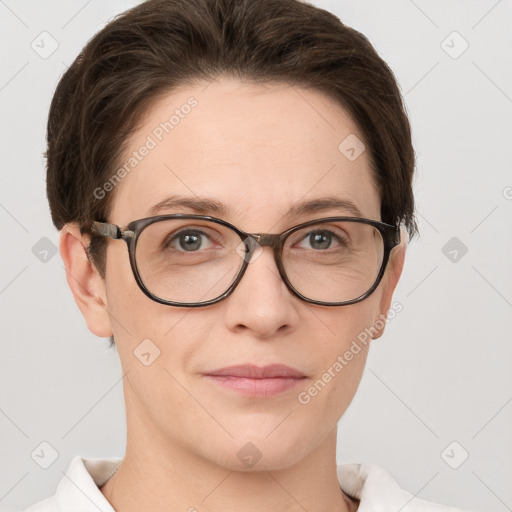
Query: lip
203 364 307 397
206 364 305 379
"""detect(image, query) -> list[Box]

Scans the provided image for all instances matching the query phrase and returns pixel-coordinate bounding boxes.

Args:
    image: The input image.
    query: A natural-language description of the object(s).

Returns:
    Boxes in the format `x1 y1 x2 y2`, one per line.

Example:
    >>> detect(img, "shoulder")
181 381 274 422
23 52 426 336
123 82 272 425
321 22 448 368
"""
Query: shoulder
21 454 119 512
337 462 471 511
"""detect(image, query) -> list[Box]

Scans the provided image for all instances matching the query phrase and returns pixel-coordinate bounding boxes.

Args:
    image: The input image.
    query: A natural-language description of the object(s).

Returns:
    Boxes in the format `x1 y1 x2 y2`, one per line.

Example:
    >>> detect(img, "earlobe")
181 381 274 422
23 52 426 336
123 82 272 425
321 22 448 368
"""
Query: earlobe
371 227 407 341
59 223 113 338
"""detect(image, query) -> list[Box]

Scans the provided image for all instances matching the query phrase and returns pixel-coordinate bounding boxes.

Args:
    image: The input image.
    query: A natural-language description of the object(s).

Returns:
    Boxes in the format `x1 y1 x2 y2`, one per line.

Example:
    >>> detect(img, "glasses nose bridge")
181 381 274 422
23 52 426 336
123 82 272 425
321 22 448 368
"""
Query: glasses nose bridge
248 232 283 253
241 232 286 284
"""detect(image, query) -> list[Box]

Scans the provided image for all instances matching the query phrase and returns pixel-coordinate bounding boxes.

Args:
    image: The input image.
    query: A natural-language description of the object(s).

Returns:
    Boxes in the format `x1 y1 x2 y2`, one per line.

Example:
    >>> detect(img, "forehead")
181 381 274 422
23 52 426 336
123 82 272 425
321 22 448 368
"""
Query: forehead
110 77 381 229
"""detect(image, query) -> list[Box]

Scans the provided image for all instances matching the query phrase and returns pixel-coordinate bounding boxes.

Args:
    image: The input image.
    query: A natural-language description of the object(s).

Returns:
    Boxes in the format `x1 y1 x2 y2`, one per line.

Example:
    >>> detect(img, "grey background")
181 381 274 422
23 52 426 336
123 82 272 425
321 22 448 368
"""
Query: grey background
0 1 511 511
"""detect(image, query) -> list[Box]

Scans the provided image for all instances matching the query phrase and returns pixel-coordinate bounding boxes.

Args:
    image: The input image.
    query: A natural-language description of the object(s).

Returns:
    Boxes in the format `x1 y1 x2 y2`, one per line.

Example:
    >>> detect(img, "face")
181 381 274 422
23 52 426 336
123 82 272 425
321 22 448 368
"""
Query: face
72 77 405 471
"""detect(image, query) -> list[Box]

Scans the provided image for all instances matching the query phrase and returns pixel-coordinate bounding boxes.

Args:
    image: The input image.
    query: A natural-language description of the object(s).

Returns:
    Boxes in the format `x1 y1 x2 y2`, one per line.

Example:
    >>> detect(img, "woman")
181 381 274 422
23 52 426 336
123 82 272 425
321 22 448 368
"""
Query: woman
25 0 470 510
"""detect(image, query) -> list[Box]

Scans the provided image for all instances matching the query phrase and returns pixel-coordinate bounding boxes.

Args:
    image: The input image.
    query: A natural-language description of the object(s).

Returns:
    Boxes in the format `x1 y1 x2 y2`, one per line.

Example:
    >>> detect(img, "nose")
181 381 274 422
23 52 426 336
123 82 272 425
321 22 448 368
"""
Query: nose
222 243 299 338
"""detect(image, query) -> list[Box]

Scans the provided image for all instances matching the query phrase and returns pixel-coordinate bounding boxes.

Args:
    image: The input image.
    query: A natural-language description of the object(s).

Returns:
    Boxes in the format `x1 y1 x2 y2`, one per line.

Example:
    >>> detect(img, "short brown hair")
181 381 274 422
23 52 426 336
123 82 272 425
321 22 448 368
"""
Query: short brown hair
46 0 418 333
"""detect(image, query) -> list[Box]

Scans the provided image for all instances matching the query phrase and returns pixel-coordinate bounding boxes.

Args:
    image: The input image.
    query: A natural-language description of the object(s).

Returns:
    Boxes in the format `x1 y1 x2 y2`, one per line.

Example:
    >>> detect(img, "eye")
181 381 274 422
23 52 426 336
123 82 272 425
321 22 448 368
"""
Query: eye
295 229 350 251
165 229 217 252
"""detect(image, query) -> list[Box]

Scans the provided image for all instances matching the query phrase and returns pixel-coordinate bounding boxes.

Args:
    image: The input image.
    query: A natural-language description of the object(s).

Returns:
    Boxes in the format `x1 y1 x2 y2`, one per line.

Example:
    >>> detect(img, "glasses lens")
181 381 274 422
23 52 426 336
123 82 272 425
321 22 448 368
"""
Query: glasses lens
282 220 384 303
134 218 385 305
135 218 245 304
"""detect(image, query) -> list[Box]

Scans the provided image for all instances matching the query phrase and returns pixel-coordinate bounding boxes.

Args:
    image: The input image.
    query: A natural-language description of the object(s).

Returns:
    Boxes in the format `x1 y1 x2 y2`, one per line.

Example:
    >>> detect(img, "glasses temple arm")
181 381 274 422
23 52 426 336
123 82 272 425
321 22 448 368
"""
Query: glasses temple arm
91 221 122 240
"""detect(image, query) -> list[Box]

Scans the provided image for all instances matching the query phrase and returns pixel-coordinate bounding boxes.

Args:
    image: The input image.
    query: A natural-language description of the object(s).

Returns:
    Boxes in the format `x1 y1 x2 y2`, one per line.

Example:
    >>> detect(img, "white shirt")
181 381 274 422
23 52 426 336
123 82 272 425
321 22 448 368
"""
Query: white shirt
23 456 469 512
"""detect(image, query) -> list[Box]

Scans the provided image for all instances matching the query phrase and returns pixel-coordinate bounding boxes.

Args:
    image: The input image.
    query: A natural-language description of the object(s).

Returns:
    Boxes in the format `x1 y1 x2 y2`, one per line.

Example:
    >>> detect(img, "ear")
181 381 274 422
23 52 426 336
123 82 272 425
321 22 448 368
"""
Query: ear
371 226 407 341
59 223 113 338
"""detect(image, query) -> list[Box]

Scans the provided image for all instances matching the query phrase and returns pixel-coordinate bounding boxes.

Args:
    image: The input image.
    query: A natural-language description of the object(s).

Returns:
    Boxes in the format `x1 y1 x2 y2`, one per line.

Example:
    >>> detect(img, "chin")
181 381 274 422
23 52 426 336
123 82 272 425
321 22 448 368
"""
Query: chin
199 431 312 473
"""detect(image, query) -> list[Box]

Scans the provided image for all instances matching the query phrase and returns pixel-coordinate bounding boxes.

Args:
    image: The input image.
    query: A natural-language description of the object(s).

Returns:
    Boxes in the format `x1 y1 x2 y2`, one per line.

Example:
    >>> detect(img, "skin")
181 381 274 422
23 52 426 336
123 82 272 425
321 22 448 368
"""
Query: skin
60 77 406 512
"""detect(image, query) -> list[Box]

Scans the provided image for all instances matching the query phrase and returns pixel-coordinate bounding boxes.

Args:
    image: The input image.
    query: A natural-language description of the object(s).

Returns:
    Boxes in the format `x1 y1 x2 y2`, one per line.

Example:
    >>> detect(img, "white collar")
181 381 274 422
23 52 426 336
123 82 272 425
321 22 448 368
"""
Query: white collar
36 455 465 512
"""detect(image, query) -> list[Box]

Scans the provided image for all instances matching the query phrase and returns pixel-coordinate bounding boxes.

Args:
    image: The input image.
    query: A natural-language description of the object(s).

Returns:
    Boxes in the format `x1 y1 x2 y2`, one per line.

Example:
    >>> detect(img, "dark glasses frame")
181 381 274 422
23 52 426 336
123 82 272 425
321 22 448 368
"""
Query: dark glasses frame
91 214 401 307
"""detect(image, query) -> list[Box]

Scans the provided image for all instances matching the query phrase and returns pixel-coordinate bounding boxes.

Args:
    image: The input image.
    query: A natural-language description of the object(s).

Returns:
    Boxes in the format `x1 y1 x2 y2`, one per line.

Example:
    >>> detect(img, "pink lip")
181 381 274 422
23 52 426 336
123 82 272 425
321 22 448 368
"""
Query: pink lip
206 364 305 379
204 364 307 397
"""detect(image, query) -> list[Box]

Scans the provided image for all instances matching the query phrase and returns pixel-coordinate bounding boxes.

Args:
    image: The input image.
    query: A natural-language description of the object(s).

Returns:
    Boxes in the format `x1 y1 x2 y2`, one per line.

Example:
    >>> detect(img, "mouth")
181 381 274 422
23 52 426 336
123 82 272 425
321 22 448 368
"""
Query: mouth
203 364 307 398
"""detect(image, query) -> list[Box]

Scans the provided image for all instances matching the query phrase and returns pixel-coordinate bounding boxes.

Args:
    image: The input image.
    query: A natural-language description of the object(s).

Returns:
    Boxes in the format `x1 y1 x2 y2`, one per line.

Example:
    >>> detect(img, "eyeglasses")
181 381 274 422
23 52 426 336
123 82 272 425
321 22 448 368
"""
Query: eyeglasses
91 214 400 307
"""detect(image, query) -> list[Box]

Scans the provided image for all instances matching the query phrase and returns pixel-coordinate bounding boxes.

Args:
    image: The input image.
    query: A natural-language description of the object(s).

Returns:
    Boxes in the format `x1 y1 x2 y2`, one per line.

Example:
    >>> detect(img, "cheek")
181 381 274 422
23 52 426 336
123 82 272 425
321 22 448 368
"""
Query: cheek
312 296 381 359
103 251 172 380
103 246 211 394
300 299 380 408
299 338 370 413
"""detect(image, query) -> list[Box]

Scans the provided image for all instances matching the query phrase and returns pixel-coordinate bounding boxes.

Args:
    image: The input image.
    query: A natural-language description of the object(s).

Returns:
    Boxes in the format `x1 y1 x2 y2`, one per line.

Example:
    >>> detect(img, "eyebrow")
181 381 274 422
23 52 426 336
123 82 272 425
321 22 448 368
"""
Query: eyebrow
148 194 364 218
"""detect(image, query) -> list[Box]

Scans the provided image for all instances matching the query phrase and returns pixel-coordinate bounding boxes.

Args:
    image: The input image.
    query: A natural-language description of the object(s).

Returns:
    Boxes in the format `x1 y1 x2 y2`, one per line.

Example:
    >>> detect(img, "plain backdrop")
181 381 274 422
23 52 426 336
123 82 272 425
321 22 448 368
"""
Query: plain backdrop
0 1 511 511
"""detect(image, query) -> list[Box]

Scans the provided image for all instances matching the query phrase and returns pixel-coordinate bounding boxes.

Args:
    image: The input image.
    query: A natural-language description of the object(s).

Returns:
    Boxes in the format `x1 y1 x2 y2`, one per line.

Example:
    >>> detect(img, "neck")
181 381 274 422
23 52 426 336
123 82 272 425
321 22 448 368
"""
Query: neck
100 389 358 512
